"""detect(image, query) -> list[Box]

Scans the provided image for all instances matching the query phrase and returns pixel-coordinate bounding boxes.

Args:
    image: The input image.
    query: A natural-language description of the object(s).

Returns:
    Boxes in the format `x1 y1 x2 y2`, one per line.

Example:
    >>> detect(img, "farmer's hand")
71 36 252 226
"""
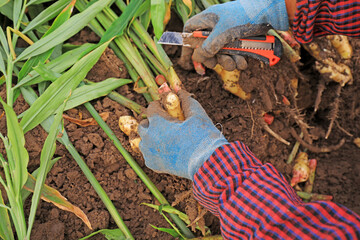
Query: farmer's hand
138 90 228 180
179 0 289 71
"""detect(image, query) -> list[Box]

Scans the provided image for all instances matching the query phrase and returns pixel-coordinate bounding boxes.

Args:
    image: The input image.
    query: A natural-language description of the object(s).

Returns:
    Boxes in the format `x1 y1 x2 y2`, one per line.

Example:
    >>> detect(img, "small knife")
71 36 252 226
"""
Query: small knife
158 31 283 66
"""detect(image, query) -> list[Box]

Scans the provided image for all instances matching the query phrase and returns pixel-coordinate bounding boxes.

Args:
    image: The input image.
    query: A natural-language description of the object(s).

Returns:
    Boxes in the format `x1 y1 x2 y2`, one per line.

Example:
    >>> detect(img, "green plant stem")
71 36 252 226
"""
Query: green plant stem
107 91 143 115
7 190 27 240
84 102 195 239
91 3 159 100
115 0 172 69
287 132 303 164
75 0 158 100
128 29 167 76
71 6 151 102
114 0 182 90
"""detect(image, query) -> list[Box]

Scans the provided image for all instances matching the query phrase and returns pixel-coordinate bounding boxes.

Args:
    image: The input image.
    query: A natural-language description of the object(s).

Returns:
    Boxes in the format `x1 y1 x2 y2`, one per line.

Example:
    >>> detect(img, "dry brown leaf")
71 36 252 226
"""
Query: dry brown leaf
63 112 110 127
24 174 92 229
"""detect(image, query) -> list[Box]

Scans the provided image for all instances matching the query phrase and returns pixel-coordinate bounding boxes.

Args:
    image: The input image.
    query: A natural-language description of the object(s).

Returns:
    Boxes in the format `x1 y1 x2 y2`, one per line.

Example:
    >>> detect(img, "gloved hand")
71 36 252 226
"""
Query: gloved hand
138 90 228 180
179 0 289 71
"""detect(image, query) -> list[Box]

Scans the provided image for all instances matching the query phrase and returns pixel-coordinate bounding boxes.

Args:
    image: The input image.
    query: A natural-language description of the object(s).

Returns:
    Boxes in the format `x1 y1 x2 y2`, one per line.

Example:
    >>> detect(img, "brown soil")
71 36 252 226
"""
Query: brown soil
1 27 359 239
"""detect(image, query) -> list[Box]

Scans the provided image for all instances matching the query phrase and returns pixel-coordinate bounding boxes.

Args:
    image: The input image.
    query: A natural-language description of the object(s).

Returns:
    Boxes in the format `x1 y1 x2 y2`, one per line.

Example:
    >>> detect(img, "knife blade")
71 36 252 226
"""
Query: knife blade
158 31 283 66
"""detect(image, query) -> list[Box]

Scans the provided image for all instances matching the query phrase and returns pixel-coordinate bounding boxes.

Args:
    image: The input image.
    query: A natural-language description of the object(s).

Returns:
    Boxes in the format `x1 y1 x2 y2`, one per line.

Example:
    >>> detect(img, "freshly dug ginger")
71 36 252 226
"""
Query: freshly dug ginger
213 64 251 100
118 116 139 137
315 59 352 86
291 152 310 187
163 92 185 121
118 116 141 153
327 35 353 59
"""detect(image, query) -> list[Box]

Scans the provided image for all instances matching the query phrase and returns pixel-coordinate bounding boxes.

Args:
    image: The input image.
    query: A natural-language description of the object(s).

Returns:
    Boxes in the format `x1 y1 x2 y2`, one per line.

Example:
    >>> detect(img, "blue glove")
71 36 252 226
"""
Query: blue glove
179 0 289 70
138 90 228 180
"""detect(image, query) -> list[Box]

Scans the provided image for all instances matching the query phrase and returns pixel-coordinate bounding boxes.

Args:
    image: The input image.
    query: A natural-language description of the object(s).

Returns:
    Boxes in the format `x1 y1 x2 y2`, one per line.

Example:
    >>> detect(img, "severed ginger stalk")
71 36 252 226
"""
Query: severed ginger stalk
119 116 141 153
213 64 251 100
164 92 185 121
327 35 353 59
291 152 310 187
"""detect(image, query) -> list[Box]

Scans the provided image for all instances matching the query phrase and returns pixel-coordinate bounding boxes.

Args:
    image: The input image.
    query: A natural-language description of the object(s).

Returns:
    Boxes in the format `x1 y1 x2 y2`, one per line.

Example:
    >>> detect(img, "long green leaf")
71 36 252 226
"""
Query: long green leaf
27 0 55 5
150 225 182 238
12 0 22 26
32 63 61 81
19 0 75 80
20 40 110 133
15 43 92 87
65 78 132 111
0 50 5 75
99 0 143 44
0 189 15 240
15 0 112 62
22 0 71 34
79 229 125 240
26 101 66 238
150 0 166 39
0 25 9 53
0 0 12 19
0 0 10 8
142 203 190 225
0 98 29 195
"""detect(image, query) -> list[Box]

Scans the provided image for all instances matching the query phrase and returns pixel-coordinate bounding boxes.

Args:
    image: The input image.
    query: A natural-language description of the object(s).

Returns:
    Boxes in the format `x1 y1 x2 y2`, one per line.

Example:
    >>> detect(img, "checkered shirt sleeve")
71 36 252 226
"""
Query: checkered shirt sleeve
292 0 360 43
193 141 360 239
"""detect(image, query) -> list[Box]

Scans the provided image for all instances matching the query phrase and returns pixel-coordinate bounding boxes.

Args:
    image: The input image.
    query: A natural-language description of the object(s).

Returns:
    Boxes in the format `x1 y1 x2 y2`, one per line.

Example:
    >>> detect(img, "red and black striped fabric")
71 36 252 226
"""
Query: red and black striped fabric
292 0 360 43
193 141 360 239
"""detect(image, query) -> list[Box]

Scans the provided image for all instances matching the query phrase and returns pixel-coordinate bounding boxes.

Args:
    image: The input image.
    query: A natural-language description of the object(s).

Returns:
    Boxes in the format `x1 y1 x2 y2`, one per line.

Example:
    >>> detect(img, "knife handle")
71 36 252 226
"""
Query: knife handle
192 31 282 66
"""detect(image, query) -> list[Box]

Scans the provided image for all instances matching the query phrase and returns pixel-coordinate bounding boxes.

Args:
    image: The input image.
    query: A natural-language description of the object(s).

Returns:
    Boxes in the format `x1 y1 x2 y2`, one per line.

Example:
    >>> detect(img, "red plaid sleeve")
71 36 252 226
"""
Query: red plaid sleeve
292 0 360 43
193 141 360 239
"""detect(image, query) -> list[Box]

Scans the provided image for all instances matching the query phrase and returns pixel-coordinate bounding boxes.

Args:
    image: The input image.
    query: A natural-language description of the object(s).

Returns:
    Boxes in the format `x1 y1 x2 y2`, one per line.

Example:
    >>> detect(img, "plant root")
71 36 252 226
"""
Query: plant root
314 79 326 112
325 84 341 139
335 120 353 137
246 102 255 139
290 128 345 153
286 107 312 144
261 119 290 145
